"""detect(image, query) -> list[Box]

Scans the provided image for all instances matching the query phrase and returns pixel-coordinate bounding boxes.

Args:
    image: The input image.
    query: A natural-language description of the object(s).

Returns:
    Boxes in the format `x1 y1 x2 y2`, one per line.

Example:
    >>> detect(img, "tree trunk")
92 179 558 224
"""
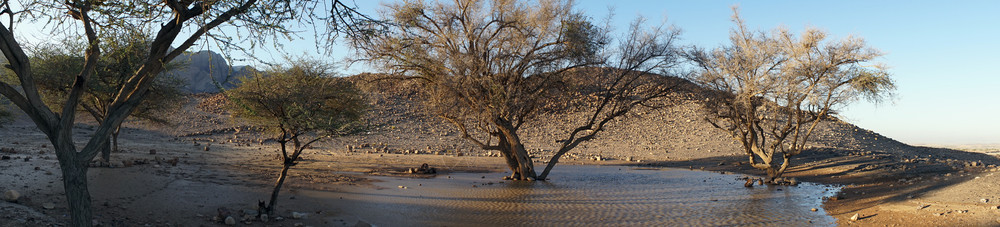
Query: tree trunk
112 127 120 153
55 144 94 227
100 139 111 162
496 136 521 179
492 119 537 180
508 141 536 180
499 133 535 180
265 162 292 215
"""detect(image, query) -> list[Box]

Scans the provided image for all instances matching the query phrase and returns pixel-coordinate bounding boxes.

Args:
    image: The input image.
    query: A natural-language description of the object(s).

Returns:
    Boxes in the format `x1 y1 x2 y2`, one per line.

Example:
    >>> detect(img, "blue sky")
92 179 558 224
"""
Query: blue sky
254 0 1000 145
12 0 998 145
564 1 1000 146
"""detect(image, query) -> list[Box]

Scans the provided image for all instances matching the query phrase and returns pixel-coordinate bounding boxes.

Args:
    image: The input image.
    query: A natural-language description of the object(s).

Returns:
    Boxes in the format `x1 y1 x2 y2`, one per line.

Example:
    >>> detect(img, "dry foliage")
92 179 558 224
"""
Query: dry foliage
687 9 896 182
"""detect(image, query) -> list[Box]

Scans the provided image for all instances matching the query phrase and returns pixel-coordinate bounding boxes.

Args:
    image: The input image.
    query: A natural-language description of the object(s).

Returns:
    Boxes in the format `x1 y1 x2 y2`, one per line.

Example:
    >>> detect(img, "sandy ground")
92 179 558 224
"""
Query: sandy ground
1 79 999 226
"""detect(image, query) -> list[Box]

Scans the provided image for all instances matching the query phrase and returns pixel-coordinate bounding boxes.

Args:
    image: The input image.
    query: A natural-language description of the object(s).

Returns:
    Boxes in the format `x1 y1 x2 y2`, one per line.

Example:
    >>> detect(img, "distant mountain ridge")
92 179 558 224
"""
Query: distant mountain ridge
166 50 255 93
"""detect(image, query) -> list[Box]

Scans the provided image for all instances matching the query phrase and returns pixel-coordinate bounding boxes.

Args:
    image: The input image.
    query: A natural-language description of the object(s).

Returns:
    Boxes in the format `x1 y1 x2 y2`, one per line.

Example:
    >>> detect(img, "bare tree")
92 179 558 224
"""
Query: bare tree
355 0 684 180
687 9 895 183
0 0 375 225
225 59 366 215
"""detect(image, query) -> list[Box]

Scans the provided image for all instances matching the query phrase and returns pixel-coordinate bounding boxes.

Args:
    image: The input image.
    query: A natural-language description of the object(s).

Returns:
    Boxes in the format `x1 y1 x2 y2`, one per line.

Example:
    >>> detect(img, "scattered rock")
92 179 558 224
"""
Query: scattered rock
398 185 407 189
292 212 306 219
217 207 232 220
850 213 860 221
982 198 989 203
149 149 157 155
3 189 21 202
204 146 210 151
744 179 754 187
260 214 268 222
811 208 818 212
224 216 236 225
294 223 304 227
407 163 436 174
918 204 930 210
42 203 55 209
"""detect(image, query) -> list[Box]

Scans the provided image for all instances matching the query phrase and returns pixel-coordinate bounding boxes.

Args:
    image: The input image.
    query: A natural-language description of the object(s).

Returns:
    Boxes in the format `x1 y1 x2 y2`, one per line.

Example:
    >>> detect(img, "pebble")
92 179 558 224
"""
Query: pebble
42 202 55 209
3 189 21 202
224 216 236 225
982 198 990 203
810 208 818 212
260 214 268 222
292 212 306 219
850 213 860 221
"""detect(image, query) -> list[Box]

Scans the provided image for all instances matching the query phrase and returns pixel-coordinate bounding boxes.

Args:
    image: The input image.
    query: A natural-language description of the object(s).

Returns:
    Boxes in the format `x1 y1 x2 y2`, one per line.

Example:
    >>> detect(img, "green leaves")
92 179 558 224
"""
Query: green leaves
226 59 366 139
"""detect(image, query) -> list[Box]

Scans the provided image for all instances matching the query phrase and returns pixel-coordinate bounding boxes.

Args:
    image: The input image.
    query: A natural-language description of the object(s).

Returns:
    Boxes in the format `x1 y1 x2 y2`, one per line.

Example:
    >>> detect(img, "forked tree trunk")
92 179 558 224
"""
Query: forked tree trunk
766 155 792 182
112 127 120 153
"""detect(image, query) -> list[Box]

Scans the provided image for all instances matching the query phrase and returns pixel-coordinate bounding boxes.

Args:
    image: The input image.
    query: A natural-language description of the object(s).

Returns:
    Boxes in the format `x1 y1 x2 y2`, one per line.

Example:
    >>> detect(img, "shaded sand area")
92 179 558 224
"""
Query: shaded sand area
2 86 1000 226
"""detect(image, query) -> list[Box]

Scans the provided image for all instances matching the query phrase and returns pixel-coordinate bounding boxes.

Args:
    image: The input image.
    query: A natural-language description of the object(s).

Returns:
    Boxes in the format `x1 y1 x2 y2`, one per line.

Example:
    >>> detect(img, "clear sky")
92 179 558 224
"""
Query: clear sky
12 0 999 145
259 0 1000 145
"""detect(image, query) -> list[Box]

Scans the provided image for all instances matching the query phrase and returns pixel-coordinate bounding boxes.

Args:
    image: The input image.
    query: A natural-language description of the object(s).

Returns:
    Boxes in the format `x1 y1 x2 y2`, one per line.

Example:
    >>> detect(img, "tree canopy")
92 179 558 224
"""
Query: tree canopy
355 0 685 180
687 9 896 182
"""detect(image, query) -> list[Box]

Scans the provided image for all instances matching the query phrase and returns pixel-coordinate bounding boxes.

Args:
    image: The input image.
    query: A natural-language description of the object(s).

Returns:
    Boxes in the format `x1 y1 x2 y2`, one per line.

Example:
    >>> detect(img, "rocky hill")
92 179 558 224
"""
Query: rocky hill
165 50 255 93
182 70 947 166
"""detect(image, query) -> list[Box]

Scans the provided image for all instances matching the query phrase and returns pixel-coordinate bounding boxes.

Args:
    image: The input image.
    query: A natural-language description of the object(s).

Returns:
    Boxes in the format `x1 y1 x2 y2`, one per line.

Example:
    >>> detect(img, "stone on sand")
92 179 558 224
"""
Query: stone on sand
850 213 860 221
224 216 236 225
3 189 21 202
292 211 307 219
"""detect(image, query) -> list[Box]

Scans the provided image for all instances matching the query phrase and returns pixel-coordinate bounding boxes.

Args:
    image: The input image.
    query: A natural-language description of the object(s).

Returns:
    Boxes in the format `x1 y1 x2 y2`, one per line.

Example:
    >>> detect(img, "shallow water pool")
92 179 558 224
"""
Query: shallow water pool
306 165 840 226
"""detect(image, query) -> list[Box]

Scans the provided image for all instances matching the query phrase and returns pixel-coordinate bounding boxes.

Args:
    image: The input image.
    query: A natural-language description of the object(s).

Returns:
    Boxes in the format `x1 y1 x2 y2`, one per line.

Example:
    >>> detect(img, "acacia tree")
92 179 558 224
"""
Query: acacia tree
687 10 895 183
31 33 186 162
226 59 366 215
0 0 375 225
355 0 684 180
